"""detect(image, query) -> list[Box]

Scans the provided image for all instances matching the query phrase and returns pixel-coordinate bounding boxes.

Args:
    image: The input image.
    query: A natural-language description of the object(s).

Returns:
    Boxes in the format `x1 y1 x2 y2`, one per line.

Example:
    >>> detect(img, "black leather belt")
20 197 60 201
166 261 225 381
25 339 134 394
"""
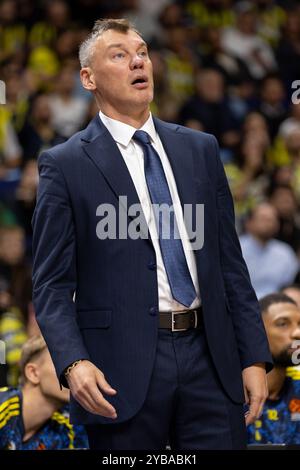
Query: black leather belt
159 307 203 331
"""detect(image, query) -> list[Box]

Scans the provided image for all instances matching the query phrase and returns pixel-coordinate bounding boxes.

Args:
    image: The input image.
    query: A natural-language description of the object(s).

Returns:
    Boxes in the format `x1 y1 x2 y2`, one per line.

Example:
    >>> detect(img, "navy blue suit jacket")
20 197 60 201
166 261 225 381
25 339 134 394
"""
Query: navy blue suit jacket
32 115 272 425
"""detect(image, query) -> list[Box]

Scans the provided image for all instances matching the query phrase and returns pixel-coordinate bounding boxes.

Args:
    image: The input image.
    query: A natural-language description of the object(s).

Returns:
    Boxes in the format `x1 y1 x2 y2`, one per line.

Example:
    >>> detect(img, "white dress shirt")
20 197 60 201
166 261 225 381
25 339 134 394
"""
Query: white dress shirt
99 111 201 312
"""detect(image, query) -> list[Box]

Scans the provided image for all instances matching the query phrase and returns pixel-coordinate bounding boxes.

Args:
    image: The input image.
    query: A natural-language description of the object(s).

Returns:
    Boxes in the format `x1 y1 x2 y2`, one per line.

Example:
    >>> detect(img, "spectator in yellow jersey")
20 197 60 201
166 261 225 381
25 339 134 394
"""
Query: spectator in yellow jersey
248 293 300 445
0 335 88 449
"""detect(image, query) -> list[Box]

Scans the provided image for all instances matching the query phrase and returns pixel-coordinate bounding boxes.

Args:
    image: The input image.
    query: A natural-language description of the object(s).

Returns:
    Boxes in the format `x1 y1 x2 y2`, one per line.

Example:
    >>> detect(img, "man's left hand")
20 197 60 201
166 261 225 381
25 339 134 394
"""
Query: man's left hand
242 363 268 426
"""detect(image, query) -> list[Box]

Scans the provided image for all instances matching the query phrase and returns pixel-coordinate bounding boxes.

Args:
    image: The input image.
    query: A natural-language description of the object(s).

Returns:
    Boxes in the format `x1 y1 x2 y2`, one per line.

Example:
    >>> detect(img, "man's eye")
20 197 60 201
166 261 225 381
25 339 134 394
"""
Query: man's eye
113 53 125 59
277 322 287 327
139 51 148 57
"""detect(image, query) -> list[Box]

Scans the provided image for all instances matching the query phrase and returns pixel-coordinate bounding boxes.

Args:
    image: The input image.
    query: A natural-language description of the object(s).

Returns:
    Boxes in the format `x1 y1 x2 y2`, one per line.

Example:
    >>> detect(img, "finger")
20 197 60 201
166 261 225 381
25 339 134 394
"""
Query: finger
245 413 254 426
86 383 117 417
256 396 267 419
70 376 117 417
244 387 249 404
246 396 261 425
245 409 258 426
74 391 102 415
251 393 266 418
96 371 117 395
77 388 117 418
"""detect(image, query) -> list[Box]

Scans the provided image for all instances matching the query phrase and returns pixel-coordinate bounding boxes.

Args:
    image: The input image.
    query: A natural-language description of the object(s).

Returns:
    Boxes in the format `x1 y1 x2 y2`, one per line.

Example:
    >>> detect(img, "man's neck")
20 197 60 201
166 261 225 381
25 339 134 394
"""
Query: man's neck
267 366 287 400
21 385 62 442
98 103 150 129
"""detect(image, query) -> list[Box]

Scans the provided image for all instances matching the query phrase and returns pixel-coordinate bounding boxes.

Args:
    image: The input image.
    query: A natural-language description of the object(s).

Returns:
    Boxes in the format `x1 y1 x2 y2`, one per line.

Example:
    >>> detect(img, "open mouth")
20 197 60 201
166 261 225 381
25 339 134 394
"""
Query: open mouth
131 77 148 88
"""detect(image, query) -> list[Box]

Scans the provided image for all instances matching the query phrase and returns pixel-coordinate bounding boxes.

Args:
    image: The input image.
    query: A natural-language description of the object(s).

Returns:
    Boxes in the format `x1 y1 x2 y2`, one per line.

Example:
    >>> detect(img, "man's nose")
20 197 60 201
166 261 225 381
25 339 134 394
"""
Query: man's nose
130 54 144 69
291 325 300 340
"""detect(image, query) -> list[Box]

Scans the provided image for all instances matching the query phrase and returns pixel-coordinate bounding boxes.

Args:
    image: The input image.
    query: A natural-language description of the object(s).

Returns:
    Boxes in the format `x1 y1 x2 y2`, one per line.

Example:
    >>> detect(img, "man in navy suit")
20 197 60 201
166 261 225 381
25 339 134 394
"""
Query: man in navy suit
32 18 272 450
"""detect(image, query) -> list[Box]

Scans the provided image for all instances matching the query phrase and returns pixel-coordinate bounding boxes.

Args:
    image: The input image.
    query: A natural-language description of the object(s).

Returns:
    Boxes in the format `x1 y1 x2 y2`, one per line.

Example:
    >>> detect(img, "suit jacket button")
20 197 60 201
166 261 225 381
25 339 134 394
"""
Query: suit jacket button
149 307 158 316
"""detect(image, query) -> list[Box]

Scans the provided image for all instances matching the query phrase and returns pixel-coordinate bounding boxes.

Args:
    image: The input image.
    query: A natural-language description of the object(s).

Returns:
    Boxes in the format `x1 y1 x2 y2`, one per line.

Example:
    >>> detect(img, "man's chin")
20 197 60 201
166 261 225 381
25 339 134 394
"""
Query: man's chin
273 352 294 368
131 87 153 101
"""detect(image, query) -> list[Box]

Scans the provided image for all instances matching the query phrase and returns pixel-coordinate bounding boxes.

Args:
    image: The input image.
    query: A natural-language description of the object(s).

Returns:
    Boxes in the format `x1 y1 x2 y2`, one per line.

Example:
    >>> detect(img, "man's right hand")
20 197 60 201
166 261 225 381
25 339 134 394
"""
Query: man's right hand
66 360 118 419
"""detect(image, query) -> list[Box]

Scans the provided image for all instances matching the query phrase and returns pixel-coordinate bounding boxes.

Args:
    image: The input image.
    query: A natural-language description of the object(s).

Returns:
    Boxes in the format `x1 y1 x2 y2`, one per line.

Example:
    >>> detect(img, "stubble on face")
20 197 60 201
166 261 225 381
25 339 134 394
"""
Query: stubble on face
273 347 296 368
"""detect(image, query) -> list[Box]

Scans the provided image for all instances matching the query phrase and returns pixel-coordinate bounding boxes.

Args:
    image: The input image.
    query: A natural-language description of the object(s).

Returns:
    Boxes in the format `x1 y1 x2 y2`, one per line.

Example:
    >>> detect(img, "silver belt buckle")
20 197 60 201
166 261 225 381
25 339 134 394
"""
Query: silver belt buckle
171 310 194 332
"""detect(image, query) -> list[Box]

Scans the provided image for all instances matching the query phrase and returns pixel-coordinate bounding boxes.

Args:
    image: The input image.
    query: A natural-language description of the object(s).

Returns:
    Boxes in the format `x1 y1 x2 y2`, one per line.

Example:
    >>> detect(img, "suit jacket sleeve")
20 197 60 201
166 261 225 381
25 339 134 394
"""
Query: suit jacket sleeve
211 136 273 372
32 150 90 386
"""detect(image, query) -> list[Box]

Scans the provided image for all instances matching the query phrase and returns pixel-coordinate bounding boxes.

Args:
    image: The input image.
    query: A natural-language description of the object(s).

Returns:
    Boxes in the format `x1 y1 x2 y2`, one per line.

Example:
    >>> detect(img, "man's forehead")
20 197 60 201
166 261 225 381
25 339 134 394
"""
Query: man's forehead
97 30 146 50
268 302 300 320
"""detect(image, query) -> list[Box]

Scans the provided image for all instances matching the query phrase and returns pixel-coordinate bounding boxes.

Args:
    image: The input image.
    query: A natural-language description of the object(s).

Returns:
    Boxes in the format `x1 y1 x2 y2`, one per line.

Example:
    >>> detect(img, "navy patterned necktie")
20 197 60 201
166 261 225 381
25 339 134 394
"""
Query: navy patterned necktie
133 130 197 308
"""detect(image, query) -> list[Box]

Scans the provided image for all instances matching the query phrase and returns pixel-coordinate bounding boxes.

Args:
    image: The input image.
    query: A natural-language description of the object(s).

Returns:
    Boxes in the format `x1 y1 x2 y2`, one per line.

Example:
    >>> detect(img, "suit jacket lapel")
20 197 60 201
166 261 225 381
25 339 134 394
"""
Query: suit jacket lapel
81 115 140 209
81 115 150 240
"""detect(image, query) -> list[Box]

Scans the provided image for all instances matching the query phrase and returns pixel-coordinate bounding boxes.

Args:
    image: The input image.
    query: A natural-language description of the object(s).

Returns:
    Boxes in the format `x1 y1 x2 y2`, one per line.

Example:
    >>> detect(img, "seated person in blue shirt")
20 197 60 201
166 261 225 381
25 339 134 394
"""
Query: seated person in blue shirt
0 335 88 450
248 293 300 445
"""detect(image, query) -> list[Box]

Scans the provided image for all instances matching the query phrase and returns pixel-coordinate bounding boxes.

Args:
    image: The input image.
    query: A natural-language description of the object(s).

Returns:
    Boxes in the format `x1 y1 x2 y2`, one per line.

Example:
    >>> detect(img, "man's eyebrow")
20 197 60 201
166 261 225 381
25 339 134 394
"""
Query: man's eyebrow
106 41 148 50
274 315 291 321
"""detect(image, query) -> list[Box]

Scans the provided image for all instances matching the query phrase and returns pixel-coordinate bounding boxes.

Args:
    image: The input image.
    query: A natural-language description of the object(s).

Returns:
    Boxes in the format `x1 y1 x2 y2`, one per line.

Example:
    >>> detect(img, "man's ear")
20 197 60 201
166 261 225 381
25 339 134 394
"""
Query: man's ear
80 68 96 91
24 363 40 386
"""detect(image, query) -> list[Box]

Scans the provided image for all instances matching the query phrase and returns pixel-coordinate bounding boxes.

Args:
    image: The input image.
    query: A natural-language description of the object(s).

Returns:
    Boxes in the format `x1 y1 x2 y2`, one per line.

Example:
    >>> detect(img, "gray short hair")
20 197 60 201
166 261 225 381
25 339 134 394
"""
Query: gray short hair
79 18 142 68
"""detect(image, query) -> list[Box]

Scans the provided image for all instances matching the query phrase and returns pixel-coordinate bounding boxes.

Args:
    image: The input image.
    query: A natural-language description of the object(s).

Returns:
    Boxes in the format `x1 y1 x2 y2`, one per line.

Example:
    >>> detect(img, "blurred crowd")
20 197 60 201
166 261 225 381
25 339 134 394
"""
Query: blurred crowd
1 0 300 389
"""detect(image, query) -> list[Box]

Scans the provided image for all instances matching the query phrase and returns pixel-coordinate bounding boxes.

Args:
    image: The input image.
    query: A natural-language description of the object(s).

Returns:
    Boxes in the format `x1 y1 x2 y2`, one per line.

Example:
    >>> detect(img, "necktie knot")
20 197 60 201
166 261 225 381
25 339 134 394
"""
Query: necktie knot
133 130 151 146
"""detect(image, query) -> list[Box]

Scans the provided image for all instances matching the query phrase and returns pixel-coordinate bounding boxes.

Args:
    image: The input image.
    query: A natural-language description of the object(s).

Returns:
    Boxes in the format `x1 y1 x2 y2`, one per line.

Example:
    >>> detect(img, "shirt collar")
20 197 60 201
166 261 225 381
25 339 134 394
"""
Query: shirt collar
99 110 157 147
